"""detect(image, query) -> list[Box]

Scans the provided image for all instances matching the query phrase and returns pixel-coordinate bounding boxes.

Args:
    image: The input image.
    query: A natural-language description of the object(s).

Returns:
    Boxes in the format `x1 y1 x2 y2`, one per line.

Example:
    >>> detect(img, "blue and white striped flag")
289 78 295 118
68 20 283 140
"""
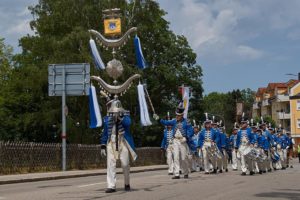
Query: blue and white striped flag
134 35 147 69
89 85 102 128
89 38 105 70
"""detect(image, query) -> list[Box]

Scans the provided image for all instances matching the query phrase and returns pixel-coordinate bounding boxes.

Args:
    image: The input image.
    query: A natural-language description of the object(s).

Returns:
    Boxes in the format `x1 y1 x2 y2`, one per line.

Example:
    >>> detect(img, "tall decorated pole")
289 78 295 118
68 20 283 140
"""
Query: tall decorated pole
88 7 153 192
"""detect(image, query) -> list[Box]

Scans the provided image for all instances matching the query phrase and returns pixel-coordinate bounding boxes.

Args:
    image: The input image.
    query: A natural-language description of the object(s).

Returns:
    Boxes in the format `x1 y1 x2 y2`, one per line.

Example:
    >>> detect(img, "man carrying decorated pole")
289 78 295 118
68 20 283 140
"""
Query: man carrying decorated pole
157 102 193 179
100 100 137 193
160 112 175 175
198 114 219 174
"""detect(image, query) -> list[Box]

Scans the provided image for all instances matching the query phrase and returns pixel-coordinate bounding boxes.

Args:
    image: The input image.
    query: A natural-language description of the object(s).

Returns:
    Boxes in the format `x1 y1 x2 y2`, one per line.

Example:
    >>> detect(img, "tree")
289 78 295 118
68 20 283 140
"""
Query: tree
0 0 203 146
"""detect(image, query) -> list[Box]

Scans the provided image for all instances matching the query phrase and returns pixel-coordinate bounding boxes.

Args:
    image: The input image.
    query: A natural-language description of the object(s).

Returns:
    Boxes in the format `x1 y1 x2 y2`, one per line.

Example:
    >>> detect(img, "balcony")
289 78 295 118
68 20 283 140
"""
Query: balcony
276 94 289 102
277 112 290 120
253 102 261 110
262 99 270 107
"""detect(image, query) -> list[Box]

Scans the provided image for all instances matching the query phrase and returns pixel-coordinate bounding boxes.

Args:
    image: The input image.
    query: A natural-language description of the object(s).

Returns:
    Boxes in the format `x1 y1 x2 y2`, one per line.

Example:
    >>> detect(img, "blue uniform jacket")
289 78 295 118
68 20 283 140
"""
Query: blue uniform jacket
261 129 273 149
161 128 175 149
257 135 269 150
160 118 193 148
220 132 227 149
236 128 254 148
198 128 219 148
101 115 135 151
229 134 238 149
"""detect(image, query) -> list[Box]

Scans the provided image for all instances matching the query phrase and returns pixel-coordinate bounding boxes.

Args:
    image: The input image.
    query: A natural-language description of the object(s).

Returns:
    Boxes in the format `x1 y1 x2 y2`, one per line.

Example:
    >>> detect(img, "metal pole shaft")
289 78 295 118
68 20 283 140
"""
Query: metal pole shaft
62 66 66 171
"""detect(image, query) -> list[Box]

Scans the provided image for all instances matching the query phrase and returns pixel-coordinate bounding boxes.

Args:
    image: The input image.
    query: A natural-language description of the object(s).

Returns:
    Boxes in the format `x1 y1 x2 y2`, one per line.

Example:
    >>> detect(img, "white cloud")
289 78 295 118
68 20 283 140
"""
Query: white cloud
157 0 300 65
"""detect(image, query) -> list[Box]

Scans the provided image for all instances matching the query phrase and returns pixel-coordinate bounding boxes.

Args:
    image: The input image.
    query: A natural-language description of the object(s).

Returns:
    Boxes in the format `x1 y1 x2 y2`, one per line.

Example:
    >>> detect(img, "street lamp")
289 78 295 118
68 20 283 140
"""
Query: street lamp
285 73 300 80
52 124 58 141
76 122 83 144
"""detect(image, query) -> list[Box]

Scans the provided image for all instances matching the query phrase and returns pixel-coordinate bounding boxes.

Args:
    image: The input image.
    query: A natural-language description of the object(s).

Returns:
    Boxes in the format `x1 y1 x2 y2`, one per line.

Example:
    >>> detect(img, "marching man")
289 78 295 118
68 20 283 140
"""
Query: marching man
100 100 137 193
158 102 193 179
198 113 219 174
190 121 202 172
236 114 255 175
219 121 229 173
160 113 175 175
230 123 239 171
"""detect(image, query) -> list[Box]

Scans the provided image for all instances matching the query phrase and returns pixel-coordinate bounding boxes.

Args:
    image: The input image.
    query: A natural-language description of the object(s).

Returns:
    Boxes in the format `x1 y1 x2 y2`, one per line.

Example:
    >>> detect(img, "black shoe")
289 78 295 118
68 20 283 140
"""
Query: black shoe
105 188 116 193
290 165 293 168
184 175 188 179
219 169 223 173
179 170 182 174
204 172 210 174
172 176 180 179
225 169 228 172
259 171 263 174
281 167 286 170
125 185 130 191
268 169 272 172
200 168 204 171
241 172 246 176
212 169 217 174
232 169 238 171
263 170 266 173
168 173 173 175
287 165 289 168
250 171 255 175
274 168 277 171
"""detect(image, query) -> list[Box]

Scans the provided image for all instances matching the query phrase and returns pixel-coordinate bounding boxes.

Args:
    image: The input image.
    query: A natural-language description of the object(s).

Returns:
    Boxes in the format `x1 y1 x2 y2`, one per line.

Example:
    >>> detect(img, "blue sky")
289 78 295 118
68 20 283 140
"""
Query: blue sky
1 0 299 94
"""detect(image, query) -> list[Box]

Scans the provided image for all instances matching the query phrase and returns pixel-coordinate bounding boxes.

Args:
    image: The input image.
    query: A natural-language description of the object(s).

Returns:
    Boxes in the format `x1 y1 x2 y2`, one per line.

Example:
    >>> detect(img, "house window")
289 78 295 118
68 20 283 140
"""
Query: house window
297 100 300 110
298 119 300 129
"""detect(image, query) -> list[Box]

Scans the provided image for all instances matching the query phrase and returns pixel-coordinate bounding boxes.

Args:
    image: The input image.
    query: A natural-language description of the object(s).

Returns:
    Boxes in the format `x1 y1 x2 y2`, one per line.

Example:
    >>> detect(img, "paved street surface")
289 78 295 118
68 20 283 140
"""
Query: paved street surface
0 161 299 200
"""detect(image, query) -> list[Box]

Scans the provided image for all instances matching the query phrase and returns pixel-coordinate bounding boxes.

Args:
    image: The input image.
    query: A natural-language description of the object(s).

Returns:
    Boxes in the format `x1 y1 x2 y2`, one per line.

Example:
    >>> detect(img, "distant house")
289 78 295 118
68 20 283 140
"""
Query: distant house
252 79 300 145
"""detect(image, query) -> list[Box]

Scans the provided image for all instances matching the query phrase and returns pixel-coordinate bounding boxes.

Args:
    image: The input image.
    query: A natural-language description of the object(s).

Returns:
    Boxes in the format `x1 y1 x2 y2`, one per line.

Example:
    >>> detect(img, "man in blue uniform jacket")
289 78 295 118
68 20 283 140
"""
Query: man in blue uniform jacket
160 114 175 175
198 114 220 174
100 100 137 193
236 114 255 176
159 102 193 179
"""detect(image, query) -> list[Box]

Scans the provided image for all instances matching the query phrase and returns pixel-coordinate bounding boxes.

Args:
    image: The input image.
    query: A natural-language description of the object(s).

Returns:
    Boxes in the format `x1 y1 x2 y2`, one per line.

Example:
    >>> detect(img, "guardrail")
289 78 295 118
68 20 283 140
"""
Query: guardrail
0 141 165 175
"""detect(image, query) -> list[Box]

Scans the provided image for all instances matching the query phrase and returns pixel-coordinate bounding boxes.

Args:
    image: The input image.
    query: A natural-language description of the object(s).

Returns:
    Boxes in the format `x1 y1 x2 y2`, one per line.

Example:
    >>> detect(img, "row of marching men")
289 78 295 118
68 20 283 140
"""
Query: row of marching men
158 102 230 179
230 116 294 175
158 103 294 178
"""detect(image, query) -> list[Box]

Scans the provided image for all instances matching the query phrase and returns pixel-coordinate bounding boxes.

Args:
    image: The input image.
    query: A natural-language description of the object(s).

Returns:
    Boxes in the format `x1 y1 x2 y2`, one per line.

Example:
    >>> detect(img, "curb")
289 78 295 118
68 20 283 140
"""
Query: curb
0 166 168 185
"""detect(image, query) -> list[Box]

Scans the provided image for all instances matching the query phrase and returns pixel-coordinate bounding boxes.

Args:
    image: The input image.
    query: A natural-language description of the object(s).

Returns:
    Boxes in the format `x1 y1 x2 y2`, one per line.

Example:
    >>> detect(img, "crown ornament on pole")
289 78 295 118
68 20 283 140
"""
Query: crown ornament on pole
90 7 140 98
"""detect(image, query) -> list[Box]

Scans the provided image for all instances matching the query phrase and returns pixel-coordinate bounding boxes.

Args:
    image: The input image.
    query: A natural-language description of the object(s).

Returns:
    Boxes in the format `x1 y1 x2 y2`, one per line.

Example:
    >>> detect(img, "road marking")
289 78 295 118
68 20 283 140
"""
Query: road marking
77 182 106 188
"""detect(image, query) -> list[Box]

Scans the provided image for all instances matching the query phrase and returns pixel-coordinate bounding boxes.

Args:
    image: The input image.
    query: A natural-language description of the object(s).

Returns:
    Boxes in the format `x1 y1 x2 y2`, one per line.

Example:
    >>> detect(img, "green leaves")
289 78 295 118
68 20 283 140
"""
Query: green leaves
0 0 204 145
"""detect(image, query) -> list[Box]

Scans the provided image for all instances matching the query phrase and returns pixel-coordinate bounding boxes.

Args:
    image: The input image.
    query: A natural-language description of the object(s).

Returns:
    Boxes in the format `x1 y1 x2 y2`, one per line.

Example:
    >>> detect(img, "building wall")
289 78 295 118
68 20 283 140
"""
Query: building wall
290 83 300 146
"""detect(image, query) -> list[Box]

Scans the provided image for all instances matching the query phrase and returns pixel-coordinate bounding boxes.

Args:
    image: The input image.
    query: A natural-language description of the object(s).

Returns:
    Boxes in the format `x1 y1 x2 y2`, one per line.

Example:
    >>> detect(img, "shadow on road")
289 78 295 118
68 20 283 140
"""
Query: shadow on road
254 191 300 200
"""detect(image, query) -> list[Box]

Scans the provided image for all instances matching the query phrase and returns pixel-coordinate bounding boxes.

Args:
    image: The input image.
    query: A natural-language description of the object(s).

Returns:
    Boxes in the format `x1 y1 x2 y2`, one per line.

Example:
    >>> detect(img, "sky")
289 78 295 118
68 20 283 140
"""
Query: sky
1 0 300 94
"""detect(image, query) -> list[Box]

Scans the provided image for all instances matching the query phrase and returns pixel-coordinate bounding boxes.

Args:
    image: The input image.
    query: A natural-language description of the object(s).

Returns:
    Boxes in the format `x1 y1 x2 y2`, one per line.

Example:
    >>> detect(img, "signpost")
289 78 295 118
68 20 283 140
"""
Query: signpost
48 63 90 171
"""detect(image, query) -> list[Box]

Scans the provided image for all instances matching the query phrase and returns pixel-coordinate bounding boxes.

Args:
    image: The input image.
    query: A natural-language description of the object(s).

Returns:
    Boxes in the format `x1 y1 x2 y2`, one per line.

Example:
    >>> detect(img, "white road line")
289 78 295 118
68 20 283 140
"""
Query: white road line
77 182 106 188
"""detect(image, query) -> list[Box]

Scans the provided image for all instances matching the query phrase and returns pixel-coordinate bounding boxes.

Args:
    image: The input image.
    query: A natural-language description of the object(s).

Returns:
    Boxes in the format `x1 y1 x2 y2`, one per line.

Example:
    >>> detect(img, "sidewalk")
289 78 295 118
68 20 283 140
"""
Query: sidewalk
0 165 168 185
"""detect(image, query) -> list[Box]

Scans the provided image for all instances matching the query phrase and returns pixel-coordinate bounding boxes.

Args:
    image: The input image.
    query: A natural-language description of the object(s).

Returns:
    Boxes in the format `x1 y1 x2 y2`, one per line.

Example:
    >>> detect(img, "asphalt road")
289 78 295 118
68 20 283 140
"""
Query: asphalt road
0 162 300 200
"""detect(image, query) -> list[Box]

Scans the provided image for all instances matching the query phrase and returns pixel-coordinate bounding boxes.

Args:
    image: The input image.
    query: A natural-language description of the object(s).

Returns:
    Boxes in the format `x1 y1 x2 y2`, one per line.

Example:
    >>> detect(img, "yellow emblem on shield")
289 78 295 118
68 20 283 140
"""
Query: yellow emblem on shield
104 18 121 36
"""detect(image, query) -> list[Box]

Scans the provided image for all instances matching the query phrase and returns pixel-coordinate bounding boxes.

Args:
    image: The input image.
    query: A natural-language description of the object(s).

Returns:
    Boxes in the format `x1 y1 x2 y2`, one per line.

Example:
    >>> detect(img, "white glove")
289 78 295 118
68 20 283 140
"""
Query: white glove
101 149 107 157
153 114 159 121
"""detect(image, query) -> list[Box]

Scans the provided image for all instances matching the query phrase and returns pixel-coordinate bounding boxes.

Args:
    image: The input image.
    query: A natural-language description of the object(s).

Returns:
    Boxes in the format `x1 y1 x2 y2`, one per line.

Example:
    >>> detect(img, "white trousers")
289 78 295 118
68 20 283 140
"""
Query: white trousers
239 145 254 173
202 142 217 173
107 141 130 189
221 149 228 170
166 145 174 173
173 139 189 176
231 150 238 170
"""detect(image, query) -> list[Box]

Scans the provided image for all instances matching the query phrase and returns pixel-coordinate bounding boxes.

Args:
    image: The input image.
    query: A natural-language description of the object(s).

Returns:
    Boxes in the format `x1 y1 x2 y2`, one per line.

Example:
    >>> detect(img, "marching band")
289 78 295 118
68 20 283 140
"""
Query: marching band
159 105 295 178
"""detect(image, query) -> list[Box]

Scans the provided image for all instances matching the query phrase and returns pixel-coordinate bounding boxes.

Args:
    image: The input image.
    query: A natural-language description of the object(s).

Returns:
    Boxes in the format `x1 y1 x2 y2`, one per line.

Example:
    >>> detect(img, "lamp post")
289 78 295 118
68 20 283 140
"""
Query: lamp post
286 73 300 80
